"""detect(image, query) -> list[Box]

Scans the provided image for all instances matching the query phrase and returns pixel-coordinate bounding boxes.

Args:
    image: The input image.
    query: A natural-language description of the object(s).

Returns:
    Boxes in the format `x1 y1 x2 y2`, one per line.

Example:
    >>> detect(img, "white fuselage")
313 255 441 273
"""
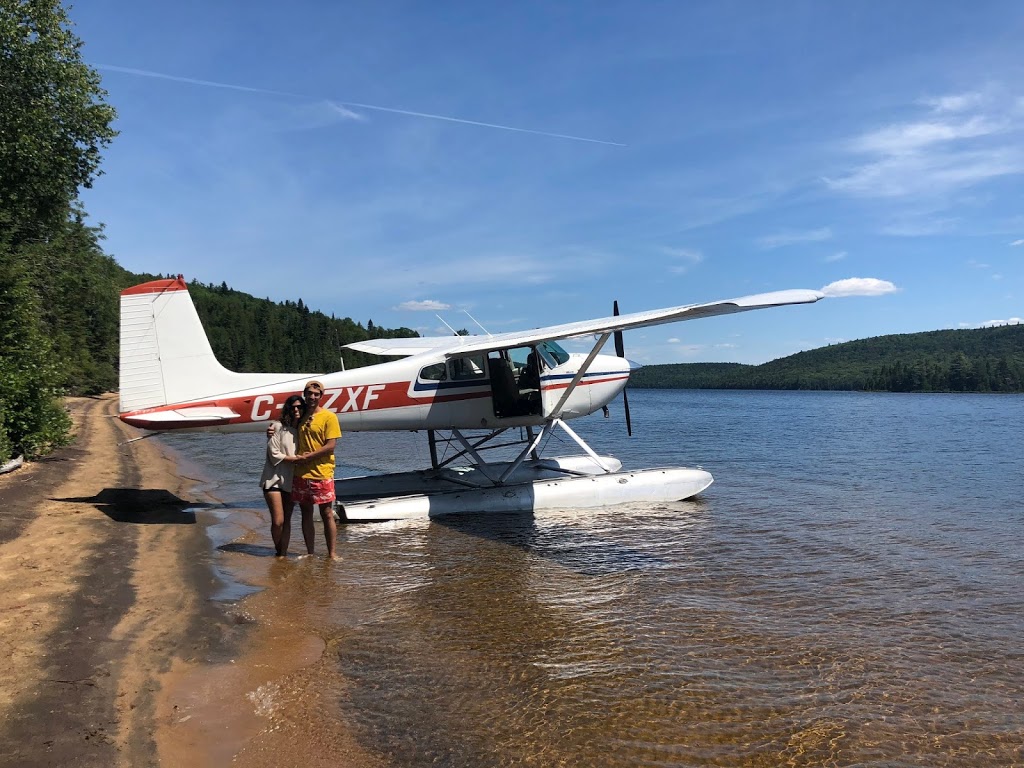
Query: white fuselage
119 349 631 433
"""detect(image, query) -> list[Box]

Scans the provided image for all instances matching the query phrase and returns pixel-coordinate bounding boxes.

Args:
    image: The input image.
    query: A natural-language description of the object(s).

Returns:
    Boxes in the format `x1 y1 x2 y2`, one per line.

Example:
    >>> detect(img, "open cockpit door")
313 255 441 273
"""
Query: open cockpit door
534 340 579 419
486 346 543 419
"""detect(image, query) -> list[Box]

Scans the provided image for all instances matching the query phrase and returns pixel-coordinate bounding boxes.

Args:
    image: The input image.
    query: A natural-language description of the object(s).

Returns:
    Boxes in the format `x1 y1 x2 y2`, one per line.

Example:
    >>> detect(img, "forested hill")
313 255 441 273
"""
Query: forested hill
34 259 418 397
629 325 1024 393
187 279 416 374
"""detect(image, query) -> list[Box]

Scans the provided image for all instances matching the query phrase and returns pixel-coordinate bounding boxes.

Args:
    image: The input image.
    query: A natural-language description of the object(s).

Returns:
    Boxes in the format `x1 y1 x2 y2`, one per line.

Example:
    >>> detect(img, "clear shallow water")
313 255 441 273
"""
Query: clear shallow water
161 390 1024 767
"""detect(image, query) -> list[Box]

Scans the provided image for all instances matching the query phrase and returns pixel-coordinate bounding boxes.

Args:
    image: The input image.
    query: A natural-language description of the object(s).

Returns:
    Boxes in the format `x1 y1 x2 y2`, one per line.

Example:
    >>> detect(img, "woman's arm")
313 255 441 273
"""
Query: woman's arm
266 425 294 465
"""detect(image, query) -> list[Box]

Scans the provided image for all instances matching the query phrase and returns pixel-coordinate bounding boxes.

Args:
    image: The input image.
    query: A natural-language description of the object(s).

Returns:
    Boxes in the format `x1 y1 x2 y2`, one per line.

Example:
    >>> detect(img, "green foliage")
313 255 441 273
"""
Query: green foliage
0 0 115 459
0 248 71 459
0 409 12 463
630 326 1024 393
24 215 126 393
0 0 118 244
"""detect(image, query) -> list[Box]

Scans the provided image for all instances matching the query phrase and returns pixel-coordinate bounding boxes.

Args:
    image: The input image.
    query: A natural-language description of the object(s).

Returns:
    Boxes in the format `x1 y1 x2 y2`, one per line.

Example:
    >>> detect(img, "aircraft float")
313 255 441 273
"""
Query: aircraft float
119 276 823 520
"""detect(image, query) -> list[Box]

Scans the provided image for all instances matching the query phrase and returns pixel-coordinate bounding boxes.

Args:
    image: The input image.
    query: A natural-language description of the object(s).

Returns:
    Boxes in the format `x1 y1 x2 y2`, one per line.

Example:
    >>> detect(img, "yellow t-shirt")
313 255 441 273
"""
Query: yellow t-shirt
297 409 342 480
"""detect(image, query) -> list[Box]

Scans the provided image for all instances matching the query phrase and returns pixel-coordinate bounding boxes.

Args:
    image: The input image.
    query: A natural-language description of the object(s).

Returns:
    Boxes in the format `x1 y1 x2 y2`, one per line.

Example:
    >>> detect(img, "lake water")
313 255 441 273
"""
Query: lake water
161 390 1024 767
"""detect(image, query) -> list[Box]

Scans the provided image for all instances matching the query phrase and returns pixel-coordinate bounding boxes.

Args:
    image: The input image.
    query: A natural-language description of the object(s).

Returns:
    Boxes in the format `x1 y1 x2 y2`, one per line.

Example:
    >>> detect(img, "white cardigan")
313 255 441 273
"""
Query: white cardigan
259 422 298 491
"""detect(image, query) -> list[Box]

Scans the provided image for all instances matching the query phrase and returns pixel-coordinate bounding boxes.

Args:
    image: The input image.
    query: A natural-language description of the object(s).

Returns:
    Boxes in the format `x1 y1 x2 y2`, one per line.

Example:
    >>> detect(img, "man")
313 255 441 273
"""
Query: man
291 379 342 559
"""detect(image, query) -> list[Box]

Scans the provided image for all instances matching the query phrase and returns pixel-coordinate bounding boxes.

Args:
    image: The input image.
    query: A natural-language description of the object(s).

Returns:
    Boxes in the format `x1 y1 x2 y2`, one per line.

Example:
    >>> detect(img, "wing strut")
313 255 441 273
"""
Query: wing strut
492 418 616 482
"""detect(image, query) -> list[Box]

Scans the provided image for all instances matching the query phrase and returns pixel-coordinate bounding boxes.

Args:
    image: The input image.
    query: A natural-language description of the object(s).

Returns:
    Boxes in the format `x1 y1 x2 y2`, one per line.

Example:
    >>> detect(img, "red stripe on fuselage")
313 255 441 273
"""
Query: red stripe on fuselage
541 374 629 392
119 375 627 427
119 380 489 426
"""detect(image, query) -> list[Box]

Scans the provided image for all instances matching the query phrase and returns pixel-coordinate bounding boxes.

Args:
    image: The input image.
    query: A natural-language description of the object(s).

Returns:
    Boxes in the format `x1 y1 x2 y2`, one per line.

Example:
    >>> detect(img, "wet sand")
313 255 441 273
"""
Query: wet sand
0 395 382 767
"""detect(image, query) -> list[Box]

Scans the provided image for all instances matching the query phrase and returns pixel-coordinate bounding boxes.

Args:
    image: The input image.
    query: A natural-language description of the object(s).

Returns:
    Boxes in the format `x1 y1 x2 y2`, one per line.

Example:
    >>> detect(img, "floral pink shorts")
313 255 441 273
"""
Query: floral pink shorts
291 476 336 506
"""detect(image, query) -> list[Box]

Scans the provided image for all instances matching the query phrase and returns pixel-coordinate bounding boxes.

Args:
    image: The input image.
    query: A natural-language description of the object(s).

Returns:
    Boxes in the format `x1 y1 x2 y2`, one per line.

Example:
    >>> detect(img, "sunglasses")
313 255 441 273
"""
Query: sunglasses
288 404 303 410
303 389 322 396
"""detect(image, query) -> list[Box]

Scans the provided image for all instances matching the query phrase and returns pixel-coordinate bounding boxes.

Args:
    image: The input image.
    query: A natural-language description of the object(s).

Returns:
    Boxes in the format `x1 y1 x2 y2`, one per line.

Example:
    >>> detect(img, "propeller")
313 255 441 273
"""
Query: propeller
613 301 633 436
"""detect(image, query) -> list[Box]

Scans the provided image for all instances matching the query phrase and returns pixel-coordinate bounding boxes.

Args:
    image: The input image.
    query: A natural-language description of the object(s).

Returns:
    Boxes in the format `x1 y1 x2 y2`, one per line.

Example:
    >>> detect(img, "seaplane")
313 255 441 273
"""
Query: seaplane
119 276 823 520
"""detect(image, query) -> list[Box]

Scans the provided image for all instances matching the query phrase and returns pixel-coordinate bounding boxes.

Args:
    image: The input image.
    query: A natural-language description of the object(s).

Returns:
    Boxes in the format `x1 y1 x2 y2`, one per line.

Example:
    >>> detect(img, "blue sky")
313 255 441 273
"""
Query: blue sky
73 1 1023 364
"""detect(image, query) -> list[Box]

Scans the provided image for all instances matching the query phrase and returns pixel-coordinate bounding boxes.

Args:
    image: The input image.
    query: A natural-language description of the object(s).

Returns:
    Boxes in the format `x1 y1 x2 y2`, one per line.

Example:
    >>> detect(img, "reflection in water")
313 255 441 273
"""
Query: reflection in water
162 391 1024 767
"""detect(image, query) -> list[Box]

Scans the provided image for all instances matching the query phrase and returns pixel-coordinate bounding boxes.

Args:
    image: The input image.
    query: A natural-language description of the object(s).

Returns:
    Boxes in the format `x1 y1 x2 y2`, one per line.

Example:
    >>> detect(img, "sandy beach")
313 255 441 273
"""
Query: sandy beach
0 395 383 767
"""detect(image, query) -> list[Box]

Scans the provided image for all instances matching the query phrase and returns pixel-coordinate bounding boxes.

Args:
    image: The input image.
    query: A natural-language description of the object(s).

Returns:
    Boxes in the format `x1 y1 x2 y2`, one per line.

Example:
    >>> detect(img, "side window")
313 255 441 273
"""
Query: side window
419 362 447 382
508 346 532 375
539 341 570 366
449 354 486 380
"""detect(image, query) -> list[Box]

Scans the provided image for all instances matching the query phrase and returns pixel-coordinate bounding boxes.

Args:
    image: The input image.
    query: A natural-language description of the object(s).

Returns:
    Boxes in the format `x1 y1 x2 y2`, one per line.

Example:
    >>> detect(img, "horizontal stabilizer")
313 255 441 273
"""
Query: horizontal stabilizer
120 406 240 430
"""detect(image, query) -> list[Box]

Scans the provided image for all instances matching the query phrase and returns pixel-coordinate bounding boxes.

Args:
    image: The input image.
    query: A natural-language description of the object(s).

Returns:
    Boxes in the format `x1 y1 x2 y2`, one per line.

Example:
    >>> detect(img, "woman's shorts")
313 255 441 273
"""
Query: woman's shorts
291 476 335 505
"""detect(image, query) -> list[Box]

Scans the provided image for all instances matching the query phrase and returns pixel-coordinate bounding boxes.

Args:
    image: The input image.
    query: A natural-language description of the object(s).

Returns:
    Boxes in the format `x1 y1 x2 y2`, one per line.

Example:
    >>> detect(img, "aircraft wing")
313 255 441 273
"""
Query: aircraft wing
343 289 823 358
433 289 825 357
343 336 468 356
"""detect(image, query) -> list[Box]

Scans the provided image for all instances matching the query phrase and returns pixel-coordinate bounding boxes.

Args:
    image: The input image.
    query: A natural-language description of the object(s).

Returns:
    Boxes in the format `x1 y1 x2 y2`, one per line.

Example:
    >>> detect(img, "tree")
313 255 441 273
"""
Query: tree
0 0 117 244
0 250 71 459
0 1 116 458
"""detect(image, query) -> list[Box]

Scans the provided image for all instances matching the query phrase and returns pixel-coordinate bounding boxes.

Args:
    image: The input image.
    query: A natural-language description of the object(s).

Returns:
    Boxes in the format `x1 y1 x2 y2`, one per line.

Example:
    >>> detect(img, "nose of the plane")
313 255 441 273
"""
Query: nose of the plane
596 353 634 378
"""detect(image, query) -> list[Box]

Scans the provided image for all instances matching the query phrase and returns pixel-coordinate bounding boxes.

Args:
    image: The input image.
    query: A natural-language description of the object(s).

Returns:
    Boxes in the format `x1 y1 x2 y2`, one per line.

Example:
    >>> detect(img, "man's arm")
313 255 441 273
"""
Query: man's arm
297 438 336 464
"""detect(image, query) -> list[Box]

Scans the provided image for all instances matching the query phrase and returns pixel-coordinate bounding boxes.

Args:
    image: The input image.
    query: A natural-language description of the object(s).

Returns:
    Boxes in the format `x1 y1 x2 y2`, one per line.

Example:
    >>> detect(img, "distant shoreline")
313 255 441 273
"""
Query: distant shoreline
628 383 1024 394
630 323 1024 394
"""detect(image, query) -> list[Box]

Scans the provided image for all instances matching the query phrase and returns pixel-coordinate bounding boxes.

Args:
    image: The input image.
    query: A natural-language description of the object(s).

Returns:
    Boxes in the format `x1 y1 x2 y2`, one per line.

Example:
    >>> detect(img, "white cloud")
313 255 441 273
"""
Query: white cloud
327 101 368 122
756 227 832 249
826 89 1024 199
922 92 985 113
346 248 613 296
881 218 958 236
824 250 847 263
661 247 703 274
395 299 451 311
979 317 1022 327
820 277 898 297
1011 239 1024 246
825 149 1024 198
851 116 998 155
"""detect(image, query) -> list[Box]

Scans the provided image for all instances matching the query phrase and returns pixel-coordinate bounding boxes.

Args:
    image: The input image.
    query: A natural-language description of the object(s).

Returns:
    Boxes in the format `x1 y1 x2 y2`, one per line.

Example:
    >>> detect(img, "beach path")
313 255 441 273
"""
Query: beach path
0 394 219 767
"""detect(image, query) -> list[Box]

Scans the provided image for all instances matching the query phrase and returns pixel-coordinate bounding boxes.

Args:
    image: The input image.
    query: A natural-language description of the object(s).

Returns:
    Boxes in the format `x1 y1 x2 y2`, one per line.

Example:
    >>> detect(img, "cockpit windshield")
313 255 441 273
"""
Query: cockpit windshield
537 340 570 367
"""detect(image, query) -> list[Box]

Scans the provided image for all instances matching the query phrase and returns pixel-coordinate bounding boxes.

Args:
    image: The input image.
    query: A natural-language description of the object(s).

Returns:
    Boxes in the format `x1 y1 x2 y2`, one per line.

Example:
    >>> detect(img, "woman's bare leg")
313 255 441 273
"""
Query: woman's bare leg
263 489 286 556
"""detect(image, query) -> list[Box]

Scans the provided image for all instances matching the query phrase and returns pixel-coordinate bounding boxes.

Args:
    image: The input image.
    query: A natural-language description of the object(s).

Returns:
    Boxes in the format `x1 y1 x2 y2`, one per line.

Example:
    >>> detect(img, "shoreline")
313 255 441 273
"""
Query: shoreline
0 395 382 767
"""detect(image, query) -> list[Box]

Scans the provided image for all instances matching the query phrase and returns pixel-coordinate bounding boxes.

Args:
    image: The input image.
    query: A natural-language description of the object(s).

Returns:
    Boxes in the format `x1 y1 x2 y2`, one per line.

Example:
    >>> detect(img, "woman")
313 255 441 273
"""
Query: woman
259 395 304 556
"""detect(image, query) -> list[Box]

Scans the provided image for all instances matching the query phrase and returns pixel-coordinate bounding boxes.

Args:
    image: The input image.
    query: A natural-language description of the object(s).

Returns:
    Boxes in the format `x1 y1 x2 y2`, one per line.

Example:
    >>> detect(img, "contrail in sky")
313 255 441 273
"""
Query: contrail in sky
96 64 626 147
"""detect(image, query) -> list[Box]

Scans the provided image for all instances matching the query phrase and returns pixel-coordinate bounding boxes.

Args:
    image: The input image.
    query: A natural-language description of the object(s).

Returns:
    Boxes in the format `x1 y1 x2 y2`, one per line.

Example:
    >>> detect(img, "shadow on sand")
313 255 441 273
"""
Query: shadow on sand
54 488 204 524
216 541 279 557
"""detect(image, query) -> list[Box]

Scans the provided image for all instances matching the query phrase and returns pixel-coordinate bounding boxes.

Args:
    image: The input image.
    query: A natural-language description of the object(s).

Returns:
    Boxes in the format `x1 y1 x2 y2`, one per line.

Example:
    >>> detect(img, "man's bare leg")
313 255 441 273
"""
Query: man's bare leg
320 503 338 559
300 501 316 555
